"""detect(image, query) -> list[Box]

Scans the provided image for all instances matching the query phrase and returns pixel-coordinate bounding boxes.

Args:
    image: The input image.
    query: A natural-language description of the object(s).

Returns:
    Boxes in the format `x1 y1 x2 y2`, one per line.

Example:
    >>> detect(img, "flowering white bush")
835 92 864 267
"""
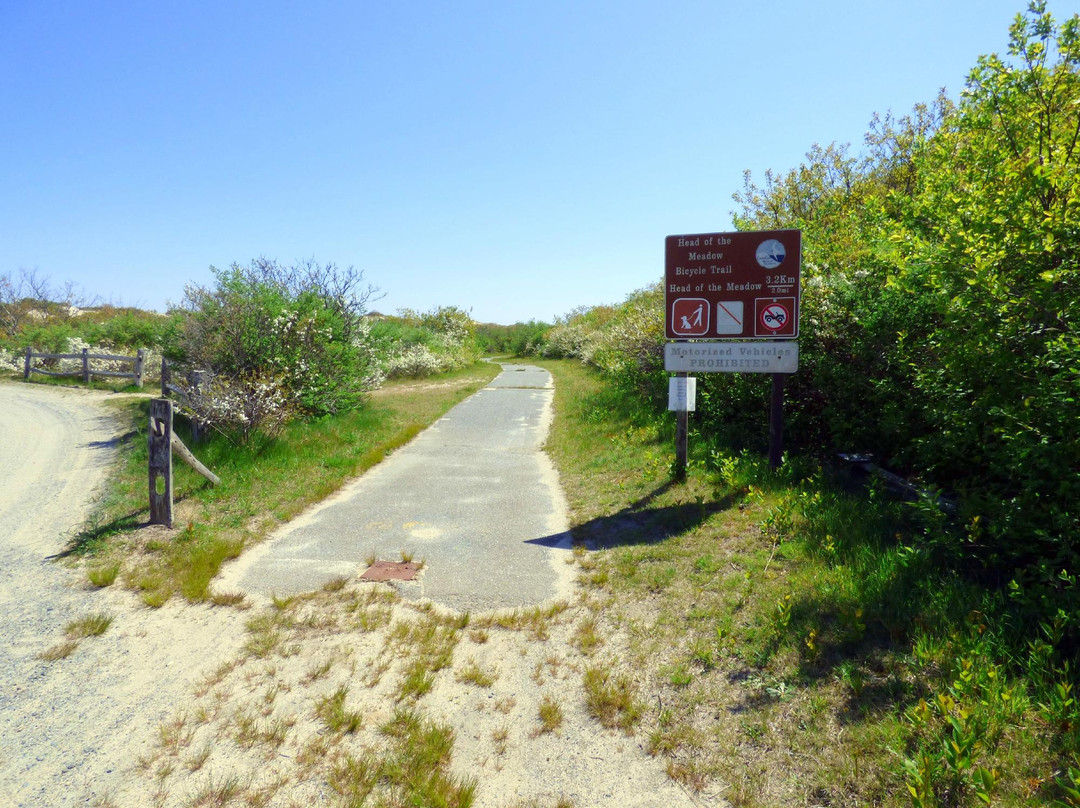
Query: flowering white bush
57 337 129 374
169 260 382 419
179 372 295 441
350 318 386 390
0 349 21 374
539 322 600 362
384 344 453 379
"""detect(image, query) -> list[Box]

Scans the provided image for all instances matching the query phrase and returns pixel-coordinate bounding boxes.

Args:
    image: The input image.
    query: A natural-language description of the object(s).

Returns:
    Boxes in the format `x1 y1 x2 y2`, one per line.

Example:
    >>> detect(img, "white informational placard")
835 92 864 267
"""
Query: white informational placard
665 342 798 374
668 376 696 411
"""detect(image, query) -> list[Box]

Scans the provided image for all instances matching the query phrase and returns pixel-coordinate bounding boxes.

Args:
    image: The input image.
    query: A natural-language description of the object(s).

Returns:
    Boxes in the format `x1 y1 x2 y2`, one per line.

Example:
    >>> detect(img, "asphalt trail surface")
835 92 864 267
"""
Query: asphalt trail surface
220 362 575 612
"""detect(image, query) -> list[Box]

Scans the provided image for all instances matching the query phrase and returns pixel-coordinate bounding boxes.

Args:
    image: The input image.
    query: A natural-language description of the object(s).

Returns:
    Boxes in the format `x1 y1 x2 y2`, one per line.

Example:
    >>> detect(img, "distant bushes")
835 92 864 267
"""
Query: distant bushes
474 320 551 356
370 305 480 378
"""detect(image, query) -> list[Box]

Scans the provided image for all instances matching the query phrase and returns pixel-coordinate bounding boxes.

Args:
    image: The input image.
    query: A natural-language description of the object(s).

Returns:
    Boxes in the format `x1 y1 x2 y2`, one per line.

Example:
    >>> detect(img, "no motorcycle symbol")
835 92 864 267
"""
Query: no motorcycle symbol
754 297 796 337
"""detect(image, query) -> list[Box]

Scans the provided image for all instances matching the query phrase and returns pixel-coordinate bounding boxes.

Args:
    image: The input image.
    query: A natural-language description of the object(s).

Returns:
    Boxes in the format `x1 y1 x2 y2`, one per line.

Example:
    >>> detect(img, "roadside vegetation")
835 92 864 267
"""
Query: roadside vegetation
2 4 1076 806
524 6 1080 804
538 357 1080 806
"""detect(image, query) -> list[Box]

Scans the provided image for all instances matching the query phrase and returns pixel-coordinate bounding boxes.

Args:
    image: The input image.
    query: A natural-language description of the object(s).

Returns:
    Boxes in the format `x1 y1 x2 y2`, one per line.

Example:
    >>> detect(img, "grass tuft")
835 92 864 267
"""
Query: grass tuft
327 707 477 807
455 657 497 688
65 612 113 638
39 639 78 661
87 562 120 588
583 665 644 734
315 685 363 734
537 694 564 735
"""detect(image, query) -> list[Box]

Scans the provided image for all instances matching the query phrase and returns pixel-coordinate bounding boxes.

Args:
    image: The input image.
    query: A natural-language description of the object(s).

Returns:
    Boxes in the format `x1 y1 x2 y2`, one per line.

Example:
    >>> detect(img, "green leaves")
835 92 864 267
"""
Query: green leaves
167 259 382 428
726 3 1080 640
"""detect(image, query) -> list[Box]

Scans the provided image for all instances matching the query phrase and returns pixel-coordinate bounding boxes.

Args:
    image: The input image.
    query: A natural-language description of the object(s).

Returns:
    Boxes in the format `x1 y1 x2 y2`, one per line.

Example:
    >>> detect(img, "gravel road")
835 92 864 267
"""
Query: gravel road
0 382 245 807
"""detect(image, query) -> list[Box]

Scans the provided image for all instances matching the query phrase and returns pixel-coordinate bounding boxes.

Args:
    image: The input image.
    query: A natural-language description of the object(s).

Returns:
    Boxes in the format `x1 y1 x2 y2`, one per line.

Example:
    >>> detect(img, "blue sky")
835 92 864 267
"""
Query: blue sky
0 0 1036 324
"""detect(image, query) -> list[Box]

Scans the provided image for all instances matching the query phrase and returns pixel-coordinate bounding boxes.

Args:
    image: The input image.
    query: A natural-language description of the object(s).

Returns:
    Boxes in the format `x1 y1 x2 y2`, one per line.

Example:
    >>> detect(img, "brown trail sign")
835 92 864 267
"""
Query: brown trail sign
664 229 801 340
664 229 802 473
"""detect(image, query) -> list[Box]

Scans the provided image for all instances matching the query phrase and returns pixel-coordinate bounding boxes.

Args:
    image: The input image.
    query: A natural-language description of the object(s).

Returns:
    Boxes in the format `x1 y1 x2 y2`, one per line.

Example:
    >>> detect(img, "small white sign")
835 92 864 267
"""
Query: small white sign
668 376 696 411
665 342 798 374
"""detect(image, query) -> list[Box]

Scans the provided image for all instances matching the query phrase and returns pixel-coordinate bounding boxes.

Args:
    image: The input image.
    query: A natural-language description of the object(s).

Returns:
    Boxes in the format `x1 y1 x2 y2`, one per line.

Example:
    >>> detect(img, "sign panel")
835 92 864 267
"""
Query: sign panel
665 229 801 340
667 376 697 411
664 342 799 374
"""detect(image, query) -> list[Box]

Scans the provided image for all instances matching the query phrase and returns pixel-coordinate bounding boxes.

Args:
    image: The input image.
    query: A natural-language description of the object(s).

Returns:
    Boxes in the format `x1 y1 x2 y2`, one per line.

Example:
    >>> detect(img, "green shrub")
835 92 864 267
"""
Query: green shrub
165 259 382 428
371 306 480 379
474 319 550 355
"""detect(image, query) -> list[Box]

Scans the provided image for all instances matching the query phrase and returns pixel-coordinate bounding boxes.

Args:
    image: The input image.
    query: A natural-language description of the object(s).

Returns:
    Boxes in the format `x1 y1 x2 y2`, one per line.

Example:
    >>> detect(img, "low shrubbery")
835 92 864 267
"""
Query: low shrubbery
369 305 480 379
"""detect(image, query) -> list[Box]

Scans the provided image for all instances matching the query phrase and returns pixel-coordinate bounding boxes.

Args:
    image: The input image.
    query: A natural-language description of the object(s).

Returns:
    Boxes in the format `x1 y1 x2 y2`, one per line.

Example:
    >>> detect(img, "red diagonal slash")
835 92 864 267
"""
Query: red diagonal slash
717 301 742 326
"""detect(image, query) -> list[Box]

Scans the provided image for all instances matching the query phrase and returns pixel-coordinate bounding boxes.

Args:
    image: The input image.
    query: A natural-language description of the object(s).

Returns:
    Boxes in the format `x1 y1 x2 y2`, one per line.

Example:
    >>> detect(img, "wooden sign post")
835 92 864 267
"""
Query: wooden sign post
149 398 174 527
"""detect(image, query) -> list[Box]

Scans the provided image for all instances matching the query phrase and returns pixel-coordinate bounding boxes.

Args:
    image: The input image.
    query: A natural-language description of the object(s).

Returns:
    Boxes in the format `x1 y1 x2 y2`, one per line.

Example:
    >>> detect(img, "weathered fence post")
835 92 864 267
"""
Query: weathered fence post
81 348 90 383
149 398 174 527
161 356 169 398
134 349 146 388
24 347 31 380
188 369 209 442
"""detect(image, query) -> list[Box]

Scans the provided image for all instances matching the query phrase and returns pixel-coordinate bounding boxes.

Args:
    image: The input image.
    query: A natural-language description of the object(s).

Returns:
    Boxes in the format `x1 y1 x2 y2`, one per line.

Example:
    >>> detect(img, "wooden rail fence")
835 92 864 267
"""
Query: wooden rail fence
160 358 213 441
24 346 146 387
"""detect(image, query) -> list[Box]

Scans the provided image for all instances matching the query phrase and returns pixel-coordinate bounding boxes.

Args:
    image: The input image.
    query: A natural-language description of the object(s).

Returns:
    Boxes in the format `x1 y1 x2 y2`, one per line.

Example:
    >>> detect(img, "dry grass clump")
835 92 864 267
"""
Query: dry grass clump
38 612 114 661
582 664 644 734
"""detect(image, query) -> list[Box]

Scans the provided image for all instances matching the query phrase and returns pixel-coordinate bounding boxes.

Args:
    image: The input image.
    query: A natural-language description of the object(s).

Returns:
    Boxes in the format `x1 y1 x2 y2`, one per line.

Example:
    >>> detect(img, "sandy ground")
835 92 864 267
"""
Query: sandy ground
0 380 716 808
0 382 248 807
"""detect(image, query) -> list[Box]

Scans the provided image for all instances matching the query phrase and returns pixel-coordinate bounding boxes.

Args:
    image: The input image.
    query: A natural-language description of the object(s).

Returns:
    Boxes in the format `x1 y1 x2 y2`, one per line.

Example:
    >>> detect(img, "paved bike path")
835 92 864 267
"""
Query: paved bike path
218 363 574 613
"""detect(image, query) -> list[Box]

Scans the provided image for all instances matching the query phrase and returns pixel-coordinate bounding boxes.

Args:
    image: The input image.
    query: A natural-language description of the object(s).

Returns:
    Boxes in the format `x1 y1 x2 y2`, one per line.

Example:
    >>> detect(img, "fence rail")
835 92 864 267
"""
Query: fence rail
160 358 212 440
24 347 145 387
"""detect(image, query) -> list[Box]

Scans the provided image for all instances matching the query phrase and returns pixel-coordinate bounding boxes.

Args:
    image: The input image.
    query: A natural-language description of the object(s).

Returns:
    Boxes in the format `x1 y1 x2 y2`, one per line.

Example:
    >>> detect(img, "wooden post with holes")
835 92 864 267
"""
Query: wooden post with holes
81 348 90 384
24 347 31 380
134 348 145 388
149 398 174 527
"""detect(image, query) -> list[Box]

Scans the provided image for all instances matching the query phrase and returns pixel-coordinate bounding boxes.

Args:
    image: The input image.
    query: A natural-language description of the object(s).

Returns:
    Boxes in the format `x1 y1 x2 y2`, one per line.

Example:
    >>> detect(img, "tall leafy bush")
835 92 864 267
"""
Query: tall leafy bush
892 3 1080 593
166 259 382 427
